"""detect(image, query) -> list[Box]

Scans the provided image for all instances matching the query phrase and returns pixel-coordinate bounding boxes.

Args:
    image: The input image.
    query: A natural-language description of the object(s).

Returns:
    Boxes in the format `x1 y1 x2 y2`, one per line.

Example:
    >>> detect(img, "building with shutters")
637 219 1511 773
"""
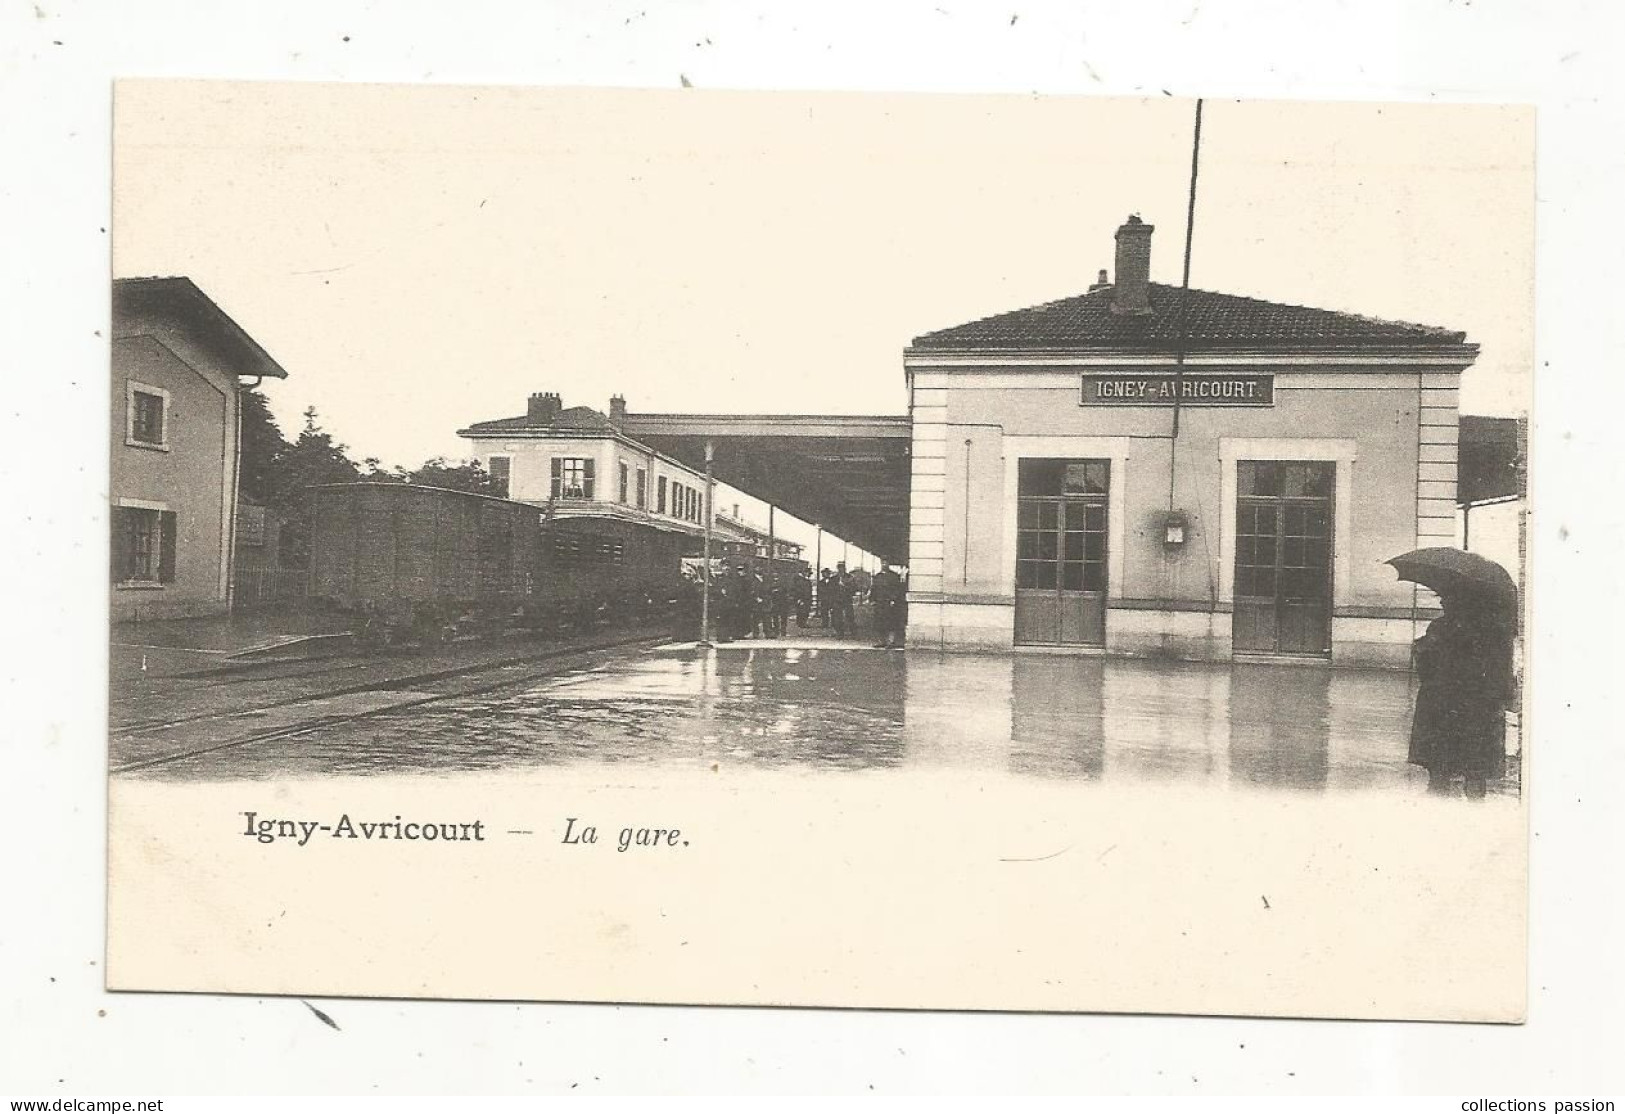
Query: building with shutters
458 392 765 554
111 277 289 621
902 215 1479 668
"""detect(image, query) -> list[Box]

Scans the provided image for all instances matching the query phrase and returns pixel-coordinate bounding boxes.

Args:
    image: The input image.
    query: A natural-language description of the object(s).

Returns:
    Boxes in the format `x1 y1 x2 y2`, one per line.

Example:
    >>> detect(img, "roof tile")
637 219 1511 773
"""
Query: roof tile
910 283 1468 352
462 405 620 434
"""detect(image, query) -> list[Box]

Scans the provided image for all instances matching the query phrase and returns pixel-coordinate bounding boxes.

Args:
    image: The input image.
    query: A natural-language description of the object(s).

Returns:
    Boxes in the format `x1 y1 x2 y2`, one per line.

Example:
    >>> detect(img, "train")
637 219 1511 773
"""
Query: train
683 545 810 588
307 482 697 645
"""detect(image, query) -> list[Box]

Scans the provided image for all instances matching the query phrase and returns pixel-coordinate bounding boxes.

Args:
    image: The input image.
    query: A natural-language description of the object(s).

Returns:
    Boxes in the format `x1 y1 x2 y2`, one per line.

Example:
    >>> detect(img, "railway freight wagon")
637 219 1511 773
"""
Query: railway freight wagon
541 516 694 611
308 482 539 644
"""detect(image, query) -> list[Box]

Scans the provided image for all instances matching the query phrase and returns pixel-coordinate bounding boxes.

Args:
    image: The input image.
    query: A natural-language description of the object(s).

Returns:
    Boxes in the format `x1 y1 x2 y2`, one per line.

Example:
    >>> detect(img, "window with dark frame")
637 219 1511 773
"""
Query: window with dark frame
1016 459 1109 593
619 462 629 504
1234 460 1333 601
488 456 511 498
129 389 165 446
111 506 175 584
657 475 667 514
636 468 647 509
550 457 595 499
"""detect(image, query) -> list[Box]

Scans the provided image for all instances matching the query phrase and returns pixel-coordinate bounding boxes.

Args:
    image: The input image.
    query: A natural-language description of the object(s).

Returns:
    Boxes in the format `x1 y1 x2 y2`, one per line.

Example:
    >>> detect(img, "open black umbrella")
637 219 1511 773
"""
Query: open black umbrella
1386 547 1517 608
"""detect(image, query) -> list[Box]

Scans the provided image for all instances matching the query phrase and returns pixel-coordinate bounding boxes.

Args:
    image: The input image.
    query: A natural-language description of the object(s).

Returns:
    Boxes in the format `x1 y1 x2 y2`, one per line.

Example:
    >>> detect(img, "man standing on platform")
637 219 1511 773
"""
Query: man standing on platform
730 564 754 640
770 575 792 638
794 568 813 628
749 568 770 638
831 562 855 638
817 568 836 628
871 565 904 648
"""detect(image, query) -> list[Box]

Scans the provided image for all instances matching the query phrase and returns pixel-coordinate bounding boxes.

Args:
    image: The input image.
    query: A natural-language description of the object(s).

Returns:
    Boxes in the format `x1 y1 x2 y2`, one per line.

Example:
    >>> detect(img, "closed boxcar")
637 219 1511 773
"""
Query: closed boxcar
544 516 689 599
309 482 539 643
529 514 695 631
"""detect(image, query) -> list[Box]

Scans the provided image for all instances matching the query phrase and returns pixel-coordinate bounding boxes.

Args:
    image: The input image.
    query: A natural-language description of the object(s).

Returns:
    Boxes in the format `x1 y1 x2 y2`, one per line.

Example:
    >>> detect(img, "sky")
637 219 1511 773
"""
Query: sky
112 83 1534 559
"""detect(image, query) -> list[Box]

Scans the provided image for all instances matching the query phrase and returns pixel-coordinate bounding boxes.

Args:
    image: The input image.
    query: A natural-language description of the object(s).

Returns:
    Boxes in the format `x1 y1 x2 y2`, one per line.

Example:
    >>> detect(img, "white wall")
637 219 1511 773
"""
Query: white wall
1459 501 1525 596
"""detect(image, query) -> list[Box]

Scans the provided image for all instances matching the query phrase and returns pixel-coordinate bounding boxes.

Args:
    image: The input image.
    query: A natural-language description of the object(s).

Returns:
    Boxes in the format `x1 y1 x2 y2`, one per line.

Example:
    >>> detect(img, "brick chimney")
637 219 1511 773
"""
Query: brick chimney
1088 268 1110 293
527 391 562 424
1111 215 1154 315
609 394 627 426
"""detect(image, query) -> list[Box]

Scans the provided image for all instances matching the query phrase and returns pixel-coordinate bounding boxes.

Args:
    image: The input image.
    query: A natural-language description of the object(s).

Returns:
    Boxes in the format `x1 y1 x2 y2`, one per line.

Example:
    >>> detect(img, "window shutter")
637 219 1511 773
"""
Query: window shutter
158 511 177 583
110 508 125 582
583 458 596 498
550 458 562 497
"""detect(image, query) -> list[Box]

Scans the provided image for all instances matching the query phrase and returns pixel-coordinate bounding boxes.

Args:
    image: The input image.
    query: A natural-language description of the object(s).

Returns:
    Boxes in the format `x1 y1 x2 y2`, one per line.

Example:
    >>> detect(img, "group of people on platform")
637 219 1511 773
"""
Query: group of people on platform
671 560 908 648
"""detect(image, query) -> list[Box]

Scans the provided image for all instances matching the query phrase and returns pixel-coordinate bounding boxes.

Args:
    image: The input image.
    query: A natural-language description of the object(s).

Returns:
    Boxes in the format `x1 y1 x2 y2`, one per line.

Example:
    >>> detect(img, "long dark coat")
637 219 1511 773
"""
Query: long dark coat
1408 607 1516 779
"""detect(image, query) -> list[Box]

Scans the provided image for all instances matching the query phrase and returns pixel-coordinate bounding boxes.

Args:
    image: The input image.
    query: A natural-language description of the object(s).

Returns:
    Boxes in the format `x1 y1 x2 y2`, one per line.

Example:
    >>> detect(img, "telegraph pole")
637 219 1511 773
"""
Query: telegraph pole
767 504 777 576
1169 98 1204 448
813 524 823 619
700 439 715 646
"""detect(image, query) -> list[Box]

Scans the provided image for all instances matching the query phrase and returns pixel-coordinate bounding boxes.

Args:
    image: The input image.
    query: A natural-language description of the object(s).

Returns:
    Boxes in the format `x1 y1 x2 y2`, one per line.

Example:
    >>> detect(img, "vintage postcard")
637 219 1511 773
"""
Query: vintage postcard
107 81 1532 1021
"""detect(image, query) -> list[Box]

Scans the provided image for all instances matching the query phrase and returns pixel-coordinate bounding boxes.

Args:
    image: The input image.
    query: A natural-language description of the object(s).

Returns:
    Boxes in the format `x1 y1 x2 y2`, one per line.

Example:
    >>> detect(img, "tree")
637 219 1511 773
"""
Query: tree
234 398 497 567
237 388 286 505
402 456 495 495
269 407 364 567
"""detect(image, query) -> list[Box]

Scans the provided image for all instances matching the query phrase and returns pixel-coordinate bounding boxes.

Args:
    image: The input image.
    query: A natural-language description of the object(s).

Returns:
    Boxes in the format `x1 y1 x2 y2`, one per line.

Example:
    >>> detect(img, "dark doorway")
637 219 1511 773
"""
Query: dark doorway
1014 459 1109 647
1232 460 1334 656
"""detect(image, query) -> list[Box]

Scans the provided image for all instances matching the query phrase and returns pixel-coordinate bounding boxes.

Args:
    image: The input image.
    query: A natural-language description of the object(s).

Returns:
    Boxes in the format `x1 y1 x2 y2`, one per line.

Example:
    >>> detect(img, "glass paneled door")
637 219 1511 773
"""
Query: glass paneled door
1232 461 1334 656
1014 459 1109 646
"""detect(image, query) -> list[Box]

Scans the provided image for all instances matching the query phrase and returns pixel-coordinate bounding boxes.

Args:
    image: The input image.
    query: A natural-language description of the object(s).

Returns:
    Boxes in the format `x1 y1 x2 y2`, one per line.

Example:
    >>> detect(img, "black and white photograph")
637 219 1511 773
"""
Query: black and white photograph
10 0 1625 1101
99 82 1535 1023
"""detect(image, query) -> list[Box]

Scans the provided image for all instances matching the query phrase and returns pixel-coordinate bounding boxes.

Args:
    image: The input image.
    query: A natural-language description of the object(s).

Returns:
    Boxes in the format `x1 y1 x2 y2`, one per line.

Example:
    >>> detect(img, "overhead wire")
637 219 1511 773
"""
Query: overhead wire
1168 98 1205 511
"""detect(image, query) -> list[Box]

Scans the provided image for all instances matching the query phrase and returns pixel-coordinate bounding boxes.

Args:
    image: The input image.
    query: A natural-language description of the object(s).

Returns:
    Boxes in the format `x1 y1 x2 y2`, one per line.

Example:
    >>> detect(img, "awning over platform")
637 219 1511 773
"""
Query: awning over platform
622 413 912 562
1458 415 1526 506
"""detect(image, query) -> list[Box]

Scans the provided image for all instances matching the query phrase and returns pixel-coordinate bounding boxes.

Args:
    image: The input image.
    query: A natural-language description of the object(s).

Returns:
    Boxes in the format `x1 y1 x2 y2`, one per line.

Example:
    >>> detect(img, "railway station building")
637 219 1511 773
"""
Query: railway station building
900 215 1479 667
455 216 1500 672
111 277 289 622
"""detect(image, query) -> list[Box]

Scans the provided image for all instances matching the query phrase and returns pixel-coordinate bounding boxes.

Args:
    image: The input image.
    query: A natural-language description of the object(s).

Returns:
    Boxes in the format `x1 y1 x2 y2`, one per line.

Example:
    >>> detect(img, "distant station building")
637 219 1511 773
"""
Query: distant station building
458 393 779 558
112 277 289 621
901 215 1479 667
713 510 804 565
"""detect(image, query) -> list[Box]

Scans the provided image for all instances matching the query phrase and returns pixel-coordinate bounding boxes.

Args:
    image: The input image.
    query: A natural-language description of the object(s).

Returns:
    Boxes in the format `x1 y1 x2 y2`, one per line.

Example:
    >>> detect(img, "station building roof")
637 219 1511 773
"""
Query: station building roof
461 406 620 436
908 282 1476 357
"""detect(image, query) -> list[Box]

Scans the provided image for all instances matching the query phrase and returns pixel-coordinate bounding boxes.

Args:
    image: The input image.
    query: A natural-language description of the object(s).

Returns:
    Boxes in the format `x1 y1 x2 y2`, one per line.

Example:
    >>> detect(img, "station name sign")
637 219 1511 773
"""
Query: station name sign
1080 373 1275 407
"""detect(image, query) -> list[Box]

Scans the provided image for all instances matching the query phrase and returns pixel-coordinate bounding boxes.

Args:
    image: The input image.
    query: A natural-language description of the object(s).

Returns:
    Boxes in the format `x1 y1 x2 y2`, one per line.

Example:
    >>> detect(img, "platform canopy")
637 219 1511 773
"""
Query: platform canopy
1458 415 1526 506
622 413 913 563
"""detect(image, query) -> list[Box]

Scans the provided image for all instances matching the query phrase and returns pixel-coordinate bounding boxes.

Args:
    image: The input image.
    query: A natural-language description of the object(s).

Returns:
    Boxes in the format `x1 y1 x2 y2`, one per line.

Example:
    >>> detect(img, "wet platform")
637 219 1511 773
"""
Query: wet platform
691 613 890 652
110 610 355 682
130 641 1516 799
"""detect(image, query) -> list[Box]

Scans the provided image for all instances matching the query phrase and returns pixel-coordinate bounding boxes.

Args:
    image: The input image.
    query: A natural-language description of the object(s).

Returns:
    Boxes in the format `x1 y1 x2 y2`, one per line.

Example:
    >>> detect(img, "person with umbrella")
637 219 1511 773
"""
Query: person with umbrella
1387 547 1519 800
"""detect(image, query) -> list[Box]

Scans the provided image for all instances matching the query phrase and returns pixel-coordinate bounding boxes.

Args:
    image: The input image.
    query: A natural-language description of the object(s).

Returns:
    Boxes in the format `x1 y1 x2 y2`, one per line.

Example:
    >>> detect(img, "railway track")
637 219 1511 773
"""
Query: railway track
113 650 512 734
109 631 671 775
112 625 672 733
122 654 378 695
